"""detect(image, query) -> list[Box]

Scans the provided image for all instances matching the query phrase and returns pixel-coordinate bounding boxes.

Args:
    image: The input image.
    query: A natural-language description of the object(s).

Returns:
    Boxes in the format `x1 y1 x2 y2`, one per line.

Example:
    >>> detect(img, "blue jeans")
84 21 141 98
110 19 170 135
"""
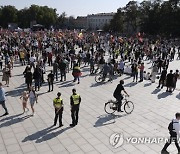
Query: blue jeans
74 76 80 82
0 101 8 113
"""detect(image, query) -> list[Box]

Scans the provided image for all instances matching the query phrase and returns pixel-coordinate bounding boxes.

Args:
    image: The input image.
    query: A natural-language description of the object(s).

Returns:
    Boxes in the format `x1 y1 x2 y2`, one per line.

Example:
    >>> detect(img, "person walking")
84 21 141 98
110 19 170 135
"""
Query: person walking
2 66 11 87
47 70 54 92
53 60 59 81
166 70 174 92
151 64 158 83
0 82 9 116
72 63 81 84
138 63 145 82
59 59 67 82
29 86 38 116
157 67 167 89
161 112 180 154
131 63 138 82
33 67 41 91
70 88 81 127
172 70 179 91
24 67 33 90
20 91 29 113
53 92 63 127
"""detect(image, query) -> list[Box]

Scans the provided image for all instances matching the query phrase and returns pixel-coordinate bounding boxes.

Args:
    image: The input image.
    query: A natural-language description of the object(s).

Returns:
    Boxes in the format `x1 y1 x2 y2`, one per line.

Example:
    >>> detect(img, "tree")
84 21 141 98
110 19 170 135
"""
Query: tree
123 1 139 34
109 8 124 33
0 5 18 28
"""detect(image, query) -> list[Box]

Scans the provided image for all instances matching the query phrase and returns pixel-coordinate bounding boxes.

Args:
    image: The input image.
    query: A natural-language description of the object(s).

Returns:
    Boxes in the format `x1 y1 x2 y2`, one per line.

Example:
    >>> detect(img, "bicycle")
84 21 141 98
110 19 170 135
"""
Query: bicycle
104 95 134 114
95 72 112 83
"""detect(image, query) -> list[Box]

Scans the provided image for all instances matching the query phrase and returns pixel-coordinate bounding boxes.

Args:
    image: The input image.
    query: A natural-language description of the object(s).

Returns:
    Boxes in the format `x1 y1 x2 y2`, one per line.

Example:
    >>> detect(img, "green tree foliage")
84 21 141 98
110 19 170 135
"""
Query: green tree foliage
109 8 124 32
109 0 180 36
0 5 18 27
0 5 58 28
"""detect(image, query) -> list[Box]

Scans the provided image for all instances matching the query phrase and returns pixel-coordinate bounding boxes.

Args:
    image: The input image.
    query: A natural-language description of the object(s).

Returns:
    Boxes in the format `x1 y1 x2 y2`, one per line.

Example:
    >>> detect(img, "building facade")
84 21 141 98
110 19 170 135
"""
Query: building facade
74 16 87 29
87 13 115 30
74 12 115 30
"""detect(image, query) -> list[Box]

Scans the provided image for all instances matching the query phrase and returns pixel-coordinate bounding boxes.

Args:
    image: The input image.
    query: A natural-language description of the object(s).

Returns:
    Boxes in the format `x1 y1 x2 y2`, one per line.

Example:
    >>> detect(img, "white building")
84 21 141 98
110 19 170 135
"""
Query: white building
87 12 115 30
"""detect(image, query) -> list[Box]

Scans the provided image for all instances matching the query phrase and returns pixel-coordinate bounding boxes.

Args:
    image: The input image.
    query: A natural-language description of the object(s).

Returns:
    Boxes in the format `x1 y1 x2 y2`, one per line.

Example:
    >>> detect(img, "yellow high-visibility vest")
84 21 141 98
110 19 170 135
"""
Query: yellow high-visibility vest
72 94 80 105
53 97 63 108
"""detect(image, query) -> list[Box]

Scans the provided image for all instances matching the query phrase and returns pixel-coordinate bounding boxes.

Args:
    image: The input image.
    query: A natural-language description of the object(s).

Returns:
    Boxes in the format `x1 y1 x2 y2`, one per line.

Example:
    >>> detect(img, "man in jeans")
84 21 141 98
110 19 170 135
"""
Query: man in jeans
161 112 180 154
0 82 9 116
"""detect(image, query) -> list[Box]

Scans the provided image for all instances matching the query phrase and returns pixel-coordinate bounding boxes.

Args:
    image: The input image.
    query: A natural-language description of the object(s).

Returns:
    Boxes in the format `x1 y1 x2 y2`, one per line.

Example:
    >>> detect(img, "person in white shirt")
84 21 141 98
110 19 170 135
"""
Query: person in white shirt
161 112 180 154
29 55 36 70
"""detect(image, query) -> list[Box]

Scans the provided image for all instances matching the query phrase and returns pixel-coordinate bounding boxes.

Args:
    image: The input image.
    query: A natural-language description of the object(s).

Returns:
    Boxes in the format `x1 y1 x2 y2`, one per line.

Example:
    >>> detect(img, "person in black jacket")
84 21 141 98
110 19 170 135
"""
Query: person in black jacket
33 67 41 91
25 68 33 90
47 70 54 92
59 59 67 82
157 67 167 89
166 70 174 92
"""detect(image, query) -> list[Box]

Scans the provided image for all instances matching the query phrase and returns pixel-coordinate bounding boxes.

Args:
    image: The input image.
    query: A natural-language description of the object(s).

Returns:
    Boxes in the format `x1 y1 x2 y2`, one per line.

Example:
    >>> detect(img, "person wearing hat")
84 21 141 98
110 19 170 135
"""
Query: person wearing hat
70 88 81 127
53 92 63 127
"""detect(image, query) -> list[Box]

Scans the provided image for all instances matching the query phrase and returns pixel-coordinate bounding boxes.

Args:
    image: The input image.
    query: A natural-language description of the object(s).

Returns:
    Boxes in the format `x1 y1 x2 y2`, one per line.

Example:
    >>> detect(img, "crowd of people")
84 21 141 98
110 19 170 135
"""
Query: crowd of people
0 29 179 115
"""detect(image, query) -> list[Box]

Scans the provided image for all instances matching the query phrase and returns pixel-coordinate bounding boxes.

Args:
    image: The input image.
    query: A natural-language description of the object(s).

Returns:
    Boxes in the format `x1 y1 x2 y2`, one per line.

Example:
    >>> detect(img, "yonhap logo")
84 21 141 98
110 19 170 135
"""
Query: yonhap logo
109 133 124 148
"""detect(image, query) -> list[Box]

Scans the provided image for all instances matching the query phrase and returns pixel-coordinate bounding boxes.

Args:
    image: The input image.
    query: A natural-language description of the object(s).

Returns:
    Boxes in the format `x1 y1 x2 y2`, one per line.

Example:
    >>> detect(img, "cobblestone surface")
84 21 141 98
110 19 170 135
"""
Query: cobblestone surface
0 55 179 154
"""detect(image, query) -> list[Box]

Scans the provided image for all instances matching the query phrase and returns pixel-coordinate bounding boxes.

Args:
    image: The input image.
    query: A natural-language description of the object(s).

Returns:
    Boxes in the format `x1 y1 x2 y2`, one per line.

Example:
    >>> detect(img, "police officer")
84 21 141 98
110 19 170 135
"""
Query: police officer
53 92 63 127
70 88 81 127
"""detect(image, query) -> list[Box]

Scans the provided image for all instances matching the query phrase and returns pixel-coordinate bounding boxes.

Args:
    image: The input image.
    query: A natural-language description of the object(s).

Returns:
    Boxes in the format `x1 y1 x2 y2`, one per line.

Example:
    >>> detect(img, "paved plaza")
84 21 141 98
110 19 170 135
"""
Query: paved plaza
0 56 180 154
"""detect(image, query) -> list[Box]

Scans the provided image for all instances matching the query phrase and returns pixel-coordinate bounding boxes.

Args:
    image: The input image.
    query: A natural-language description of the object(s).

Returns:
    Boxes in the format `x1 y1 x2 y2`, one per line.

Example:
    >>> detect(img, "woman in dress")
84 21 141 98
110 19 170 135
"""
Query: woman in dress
2 66 11 87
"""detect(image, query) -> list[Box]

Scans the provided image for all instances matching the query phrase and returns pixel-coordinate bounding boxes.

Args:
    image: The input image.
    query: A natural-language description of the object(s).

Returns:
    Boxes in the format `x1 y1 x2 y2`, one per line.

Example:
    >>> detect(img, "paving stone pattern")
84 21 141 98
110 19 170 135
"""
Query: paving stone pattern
0 54 180 154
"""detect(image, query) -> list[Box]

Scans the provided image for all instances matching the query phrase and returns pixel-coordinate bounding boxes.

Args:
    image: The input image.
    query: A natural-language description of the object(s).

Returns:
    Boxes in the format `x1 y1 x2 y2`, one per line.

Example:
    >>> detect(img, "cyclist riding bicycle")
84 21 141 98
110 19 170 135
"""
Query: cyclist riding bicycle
113 80 129 112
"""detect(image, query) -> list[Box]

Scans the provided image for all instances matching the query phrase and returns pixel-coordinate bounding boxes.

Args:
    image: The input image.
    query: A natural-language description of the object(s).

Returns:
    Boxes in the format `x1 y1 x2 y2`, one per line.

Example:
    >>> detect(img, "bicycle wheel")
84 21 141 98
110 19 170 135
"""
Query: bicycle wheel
95 74 103 83
124 101 134 114
104 101 116 114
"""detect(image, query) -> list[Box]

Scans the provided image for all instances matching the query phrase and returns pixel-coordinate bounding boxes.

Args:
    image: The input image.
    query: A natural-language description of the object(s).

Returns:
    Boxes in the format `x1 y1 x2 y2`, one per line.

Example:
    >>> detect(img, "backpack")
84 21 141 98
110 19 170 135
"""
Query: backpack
168 120 174 132
168 120 178 132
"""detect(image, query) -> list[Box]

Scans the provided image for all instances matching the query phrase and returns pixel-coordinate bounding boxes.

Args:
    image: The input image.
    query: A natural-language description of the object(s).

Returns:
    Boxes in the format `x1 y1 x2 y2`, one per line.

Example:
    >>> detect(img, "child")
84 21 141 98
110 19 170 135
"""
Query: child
20 91 29 113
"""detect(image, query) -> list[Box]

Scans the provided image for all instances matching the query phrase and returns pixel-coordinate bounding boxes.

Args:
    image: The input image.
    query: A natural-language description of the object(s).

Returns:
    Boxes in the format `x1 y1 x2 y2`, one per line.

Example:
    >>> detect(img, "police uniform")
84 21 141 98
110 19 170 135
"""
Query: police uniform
53 96 63 127
70 92 81 127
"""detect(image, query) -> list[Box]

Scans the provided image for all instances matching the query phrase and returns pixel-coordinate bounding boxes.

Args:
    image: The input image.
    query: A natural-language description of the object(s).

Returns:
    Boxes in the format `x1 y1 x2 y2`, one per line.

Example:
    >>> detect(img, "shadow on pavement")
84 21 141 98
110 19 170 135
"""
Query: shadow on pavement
59 82 74 88
124 82 137 87
157 92 172 99
94 113 127 127
0 113 24 122
90 82 104 87
22 126 71 143
176 93 180 100
123 75 131 80
6 83 27 97
151 88 161 94
144 83 152 87
36 126 71 143
0 114 31 128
